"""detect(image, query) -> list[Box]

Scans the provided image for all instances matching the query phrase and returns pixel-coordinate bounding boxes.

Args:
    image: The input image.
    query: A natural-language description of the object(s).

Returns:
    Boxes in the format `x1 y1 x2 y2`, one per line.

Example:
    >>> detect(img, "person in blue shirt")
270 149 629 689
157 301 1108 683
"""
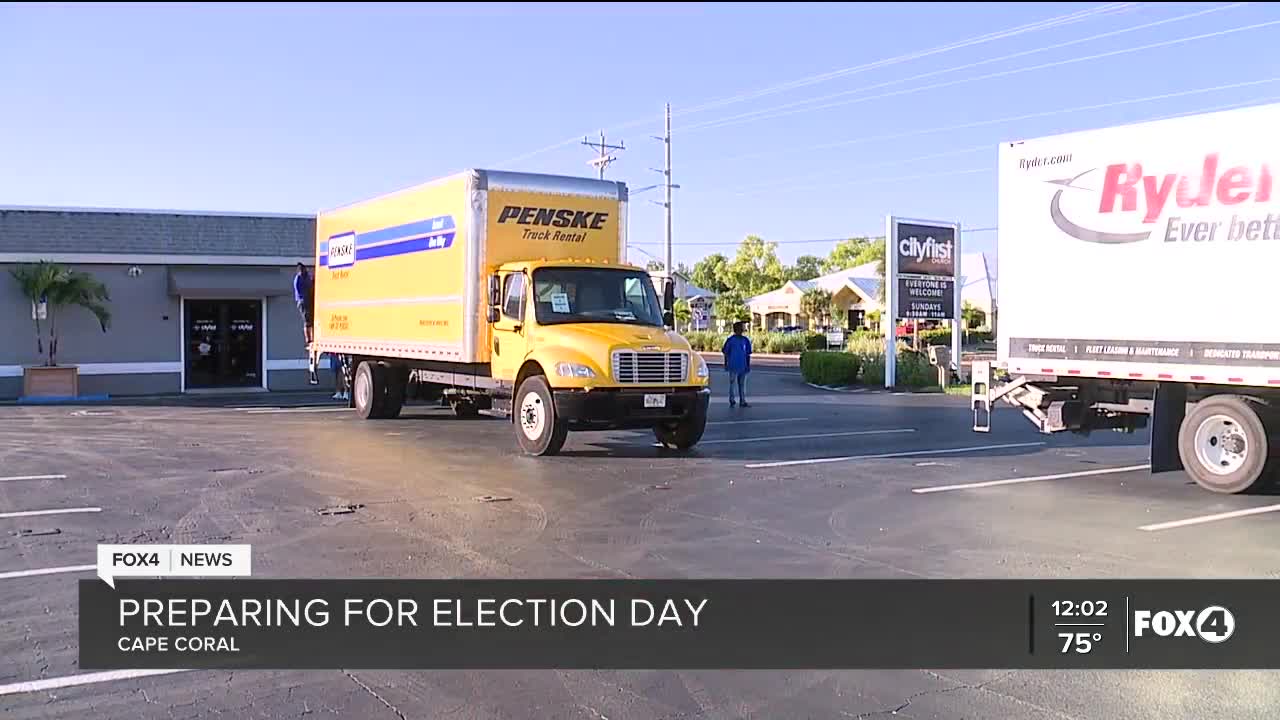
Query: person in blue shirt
721 321 753 408
294 263 314 345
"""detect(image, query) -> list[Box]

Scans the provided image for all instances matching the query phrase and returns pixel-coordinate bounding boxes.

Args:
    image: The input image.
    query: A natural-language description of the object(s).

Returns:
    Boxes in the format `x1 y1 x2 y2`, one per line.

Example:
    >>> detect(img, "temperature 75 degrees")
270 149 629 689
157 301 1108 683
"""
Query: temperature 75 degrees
1060 632 1102 654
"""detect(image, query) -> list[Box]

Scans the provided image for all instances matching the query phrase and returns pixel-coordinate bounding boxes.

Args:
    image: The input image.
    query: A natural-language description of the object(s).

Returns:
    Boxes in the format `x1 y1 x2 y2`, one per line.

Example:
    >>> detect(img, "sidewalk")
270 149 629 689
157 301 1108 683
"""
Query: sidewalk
698 351 799 366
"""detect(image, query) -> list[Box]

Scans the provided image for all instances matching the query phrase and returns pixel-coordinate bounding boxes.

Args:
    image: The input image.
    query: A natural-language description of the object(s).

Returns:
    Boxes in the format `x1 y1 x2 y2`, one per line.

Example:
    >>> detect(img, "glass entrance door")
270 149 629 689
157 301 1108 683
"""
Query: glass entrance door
185 299 262 389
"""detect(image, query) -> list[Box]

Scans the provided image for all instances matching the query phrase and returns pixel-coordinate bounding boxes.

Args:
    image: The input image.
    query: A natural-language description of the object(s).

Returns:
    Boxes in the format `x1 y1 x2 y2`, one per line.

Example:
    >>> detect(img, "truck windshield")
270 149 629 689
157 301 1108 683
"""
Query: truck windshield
531 267 665 327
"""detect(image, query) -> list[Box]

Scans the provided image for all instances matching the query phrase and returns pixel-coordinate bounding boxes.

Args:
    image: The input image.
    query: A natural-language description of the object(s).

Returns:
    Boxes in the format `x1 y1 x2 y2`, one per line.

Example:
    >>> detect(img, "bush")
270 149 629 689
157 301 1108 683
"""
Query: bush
800 351 861 387
845 334 886 358
848 349 938 388
860 355 885 386
683 330 835 355
683 331 727 352
917 328 952 348
895 350 939 389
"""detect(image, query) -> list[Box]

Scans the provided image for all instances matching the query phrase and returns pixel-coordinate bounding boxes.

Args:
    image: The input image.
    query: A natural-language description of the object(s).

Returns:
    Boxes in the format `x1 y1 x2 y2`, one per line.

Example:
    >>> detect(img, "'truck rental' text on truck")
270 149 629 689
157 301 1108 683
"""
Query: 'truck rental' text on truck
308 170 710 455
972 101 1280 494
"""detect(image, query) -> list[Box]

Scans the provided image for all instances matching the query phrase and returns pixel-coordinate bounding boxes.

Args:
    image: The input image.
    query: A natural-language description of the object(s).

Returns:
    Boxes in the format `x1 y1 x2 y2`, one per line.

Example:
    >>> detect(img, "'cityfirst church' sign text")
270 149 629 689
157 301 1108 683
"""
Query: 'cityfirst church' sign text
893 221 957 319
884 216 962 388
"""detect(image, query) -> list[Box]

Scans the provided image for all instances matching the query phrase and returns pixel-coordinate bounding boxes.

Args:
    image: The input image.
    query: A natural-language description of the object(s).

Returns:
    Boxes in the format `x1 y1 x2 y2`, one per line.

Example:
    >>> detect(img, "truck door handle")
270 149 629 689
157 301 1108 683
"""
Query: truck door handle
494 337 501 355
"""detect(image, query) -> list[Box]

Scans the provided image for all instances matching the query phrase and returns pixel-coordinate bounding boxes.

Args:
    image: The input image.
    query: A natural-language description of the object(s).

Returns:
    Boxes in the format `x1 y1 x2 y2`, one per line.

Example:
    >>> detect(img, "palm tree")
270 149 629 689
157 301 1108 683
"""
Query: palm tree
799 287 833 330
10 261 112 367
673 298 692 332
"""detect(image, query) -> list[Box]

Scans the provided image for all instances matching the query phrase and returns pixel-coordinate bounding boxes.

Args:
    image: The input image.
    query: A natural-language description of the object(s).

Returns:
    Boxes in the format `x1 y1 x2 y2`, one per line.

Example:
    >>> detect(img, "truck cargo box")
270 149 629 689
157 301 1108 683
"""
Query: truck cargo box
997 101 1280 388
312 170 627 364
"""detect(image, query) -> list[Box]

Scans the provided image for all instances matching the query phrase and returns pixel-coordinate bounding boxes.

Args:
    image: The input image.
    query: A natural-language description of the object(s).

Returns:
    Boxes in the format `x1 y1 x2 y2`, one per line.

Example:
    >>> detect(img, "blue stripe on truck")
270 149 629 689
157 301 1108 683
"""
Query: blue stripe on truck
319 216 456 267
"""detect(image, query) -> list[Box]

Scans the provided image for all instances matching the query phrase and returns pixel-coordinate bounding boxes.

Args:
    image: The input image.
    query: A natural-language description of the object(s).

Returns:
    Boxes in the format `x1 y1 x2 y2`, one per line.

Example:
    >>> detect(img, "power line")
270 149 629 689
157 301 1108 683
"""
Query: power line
712 16 1280 163
720 145 993 196
629 226 998 248
488 3 1136 167
680 2 1248 134
668 2 1139 119
707 76 1280 195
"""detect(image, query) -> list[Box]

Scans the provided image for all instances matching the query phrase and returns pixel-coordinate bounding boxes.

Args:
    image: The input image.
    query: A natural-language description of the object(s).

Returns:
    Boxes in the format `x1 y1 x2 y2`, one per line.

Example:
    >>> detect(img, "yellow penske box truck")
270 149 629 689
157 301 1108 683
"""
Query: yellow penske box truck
308 169 711 456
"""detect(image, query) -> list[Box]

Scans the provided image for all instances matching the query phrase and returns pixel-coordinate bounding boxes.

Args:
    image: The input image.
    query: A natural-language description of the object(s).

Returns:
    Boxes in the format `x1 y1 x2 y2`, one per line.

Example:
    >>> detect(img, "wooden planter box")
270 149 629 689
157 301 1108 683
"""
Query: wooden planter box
22 365 79 398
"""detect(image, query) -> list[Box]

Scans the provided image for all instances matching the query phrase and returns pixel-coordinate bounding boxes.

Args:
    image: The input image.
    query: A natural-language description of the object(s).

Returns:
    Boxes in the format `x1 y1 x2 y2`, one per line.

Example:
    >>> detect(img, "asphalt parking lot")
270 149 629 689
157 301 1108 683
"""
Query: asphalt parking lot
2 365 1279 719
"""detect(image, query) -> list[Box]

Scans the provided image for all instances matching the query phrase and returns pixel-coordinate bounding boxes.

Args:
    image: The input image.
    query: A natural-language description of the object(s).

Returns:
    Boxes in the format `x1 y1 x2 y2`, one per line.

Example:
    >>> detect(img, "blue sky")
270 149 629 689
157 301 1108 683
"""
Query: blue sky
3 2 1279 267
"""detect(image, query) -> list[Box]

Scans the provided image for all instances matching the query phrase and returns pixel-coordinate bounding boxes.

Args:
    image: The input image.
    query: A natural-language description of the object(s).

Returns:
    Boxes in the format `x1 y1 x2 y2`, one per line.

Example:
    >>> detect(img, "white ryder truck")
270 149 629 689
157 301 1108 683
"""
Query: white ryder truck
972 101 1280 494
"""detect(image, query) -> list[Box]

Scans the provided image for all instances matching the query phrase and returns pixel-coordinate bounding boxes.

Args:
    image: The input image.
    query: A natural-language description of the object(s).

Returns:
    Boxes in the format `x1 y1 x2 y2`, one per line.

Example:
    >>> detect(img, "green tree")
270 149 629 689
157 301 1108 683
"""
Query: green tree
712 289 751 326
675 262 692 277
673 298 692 332
799 287 833 329
823 237 873 273
721 235 787 298
690 253 730 293
10 261 112 367
645 259 665 272
962 300 987 331
788 254 824 281
865 309 882 332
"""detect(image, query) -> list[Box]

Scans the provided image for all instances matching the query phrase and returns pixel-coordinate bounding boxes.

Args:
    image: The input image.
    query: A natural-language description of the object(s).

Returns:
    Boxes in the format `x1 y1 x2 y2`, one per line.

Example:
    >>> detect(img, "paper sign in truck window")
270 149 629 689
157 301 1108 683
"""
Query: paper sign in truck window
551 293 571 313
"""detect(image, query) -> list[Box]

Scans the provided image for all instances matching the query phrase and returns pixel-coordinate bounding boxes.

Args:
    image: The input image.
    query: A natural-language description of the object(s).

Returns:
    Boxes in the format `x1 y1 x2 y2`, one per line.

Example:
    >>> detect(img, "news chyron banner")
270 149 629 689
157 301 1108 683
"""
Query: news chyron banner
82 546 1280 669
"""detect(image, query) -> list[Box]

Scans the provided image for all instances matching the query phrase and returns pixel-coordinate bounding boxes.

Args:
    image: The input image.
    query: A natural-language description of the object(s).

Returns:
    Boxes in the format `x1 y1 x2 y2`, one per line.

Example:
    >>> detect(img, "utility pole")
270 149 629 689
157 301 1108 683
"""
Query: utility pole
582 130 624 179
663 103 673 278
649 103 676 281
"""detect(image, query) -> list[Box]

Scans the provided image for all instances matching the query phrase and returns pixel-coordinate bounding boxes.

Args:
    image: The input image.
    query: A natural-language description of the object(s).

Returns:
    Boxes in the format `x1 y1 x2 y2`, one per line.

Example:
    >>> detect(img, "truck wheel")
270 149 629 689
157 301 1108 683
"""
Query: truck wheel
655 403 708 451
353 361 388 420
514 376 567 456
383 366 408 419
1178 396 1270 494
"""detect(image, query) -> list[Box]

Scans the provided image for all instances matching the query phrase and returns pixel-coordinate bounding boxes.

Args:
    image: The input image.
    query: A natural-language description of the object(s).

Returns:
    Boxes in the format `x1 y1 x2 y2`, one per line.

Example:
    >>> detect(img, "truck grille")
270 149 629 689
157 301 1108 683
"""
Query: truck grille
612 351 687 384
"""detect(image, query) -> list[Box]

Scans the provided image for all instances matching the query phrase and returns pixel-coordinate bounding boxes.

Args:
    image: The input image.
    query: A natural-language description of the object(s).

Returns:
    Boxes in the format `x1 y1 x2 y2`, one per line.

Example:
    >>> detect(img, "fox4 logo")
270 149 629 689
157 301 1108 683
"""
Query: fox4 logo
1133 606 1235 643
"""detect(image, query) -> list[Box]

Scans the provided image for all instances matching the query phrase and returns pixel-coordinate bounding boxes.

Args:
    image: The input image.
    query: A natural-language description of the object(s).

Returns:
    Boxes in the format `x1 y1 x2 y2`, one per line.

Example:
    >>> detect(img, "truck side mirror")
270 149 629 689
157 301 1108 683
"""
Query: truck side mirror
488 274 502 307
663 280 675 311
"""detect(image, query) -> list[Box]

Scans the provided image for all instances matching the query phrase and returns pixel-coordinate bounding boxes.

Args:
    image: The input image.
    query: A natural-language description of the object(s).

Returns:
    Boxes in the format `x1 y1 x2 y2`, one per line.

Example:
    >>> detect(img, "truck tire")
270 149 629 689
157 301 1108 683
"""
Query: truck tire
1177 396 1271 494
383 366 408 419
353 361 388 420
514 375 567 456
654 403 708 451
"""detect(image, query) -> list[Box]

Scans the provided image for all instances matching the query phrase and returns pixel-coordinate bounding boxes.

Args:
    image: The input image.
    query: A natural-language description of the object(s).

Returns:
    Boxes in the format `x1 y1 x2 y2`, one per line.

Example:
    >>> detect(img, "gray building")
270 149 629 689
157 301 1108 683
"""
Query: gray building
0 206 327 399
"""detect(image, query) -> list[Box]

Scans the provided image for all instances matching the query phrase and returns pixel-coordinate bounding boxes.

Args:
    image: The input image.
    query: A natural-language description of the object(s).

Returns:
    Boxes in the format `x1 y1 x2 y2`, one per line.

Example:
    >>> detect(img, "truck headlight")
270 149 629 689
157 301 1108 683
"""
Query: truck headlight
556 362 596 378
695 356 709 378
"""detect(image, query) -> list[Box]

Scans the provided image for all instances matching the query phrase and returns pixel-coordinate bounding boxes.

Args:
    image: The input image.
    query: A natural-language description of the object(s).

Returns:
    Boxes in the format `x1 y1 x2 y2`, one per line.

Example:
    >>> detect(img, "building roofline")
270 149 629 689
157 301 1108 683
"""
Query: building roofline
0 204 313 220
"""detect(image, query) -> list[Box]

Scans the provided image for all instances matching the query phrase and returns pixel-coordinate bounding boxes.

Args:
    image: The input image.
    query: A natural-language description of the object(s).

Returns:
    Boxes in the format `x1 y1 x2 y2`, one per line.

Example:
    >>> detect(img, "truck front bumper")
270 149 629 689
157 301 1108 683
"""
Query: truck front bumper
553 387 710 430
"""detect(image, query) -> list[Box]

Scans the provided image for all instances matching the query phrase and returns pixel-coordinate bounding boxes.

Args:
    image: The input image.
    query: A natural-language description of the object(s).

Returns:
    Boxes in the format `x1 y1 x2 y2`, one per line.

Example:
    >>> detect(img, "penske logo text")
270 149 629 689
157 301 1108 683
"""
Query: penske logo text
497 206 610 230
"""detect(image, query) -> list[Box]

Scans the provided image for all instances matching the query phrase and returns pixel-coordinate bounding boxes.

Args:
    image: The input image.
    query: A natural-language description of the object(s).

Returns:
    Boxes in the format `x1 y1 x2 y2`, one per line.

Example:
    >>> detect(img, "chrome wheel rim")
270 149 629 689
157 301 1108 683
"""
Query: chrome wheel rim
520 392 545 439
1194 414 1248 477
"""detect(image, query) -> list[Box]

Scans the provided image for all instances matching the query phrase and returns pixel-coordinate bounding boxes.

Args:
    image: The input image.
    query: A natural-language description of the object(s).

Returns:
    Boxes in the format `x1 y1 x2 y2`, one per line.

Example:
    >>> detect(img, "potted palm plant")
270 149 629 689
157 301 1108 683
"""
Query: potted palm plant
10 261 112 398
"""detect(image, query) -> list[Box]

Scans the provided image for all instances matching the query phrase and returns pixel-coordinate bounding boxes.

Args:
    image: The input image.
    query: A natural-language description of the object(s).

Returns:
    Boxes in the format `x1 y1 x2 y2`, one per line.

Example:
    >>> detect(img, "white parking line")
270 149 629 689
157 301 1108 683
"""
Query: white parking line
745 441 1046 469
0 507 102 519
1139 503 1280 532
912 464 1151 494
245 407 350 415
0 474 67 483
0 669 191 697
703 428 914 445
710 417 807 426
0 564 95 580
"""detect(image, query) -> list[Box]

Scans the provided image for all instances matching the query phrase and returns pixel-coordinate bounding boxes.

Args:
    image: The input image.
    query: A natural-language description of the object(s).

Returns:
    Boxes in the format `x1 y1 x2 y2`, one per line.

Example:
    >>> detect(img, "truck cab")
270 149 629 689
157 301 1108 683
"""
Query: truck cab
485 258 710 455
